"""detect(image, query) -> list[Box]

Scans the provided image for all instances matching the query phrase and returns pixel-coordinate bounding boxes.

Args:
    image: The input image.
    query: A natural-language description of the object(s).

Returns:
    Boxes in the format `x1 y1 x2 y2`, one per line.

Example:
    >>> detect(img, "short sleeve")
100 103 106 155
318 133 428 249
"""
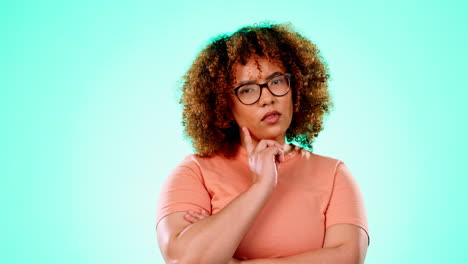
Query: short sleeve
156 156 212 226
325 161 370 244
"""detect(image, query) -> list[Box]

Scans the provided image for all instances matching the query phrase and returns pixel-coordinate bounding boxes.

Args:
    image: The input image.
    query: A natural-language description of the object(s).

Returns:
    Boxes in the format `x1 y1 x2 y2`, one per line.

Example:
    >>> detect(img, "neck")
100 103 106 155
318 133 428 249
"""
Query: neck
240 133 293 155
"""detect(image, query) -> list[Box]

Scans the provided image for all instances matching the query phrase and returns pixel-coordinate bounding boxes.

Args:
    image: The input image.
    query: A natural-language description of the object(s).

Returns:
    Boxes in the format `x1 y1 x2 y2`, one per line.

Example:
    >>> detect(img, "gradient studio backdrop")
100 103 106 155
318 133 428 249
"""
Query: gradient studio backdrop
2 0 467 263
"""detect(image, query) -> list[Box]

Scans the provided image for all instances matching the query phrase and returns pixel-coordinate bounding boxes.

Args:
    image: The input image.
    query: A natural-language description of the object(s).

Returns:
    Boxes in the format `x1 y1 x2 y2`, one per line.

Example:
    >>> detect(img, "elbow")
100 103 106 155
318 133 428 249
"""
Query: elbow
164 259 193 264
163 256 192 264
336 244 367 264
165 254 227 264
162 251 195 264
163 249 205 264
350 250 367 263
348 249 368 264
158 234 200 264
158 232 223 264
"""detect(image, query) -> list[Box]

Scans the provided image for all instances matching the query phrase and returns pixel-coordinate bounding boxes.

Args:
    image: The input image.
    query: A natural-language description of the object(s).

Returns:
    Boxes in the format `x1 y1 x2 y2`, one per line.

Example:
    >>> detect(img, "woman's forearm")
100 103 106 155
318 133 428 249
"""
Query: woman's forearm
173 183 274 264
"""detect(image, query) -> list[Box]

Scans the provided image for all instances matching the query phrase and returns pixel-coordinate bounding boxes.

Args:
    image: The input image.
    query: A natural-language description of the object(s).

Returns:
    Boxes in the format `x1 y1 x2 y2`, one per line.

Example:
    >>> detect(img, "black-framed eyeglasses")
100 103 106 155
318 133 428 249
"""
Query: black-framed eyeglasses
233 73 292 105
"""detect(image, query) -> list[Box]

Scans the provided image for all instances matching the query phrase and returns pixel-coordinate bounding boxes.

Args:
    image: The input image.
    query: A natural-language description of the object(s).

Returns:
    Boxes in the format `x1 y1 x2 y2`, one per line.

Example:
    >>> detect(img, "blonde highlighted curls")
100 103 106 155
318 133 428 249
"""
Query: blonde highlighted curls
180 22 334 157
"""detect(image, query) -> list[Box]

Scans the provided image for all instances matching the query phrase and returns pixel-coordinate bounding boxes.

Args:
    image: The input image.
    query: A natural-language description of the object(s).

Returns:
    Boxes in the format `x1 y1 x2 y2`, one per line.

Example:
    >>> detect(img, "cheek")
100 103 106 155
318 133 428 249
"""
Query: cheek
229 97 246 122
231 105 249 124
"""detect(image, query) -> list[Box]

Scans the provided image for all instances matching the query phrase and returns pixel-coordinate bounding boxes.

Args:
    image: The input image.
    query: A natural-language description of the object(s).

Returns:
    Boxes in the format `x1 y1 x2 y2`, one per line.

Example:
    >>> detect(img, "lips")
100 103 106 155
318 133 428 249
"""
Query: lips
261 110 281 121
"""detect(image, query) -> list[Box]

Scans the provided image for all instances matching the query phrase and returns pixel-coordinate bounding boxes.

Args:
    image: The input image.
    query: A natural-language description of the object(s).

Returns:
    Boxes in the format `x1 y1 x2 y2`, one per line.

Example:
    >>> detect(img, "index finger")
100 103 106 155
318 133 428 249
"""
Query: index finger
242 127 254 155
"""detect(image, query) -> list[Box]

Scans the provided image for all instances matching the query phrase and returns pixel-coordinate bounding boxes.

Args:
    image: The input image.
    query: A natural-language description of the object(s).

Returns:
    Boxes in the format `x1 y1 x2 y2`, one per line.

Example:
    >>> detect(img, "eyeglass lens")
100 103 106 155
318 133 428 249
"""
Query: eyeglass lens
237 75 290 105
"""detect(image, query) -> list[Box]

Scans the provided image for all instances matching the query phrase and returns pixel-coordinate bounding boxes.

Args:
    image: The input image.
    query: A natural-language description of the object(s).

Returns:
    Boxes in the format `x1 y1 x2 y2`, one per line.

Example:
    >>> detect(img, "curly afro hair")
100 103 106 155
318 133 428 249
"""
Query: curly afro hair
180 22 334 157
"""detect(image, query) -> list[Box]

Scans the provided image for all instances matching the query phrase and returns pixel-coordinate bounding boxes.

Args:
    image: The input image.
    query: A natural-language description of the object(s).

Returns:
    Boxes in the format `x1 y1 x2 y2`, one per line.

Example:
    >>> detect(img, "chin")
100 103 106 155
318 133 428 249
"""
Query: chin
257 127 287 141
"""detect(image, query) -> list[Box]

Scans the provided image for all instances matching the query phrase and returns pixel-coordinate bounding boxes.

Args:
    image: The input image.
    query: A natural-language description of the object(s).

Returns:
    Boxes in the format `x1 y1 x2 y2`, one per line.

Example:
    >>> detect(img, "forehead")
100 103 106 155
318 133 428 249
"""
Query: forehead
233 57 284 83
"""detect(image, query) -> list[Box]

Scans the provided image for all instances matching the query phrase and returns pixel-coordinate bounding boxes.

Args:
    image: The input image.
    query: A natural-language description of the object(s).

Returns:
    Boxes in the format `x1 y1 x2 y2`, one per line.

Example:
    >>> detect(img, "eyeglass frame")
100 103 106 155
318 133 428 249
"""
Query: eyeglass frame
232 73 292 105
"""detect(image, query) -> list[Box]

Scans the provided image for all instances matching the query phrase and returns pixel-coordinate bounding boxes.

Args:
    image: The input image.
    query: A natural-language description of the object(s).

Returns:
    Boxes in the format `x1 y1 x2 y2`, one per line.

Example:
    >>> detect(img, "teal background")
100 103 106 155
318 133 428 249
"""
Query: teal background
2 0 467 263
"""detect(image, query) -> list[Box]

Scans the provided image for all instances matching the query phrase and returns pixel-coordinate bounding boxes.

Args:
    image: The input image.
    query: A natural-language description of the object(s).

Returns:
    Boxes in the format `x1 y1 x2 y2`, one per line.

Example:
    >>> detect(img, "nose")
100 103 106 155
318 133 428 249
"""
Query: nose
258 85 276 106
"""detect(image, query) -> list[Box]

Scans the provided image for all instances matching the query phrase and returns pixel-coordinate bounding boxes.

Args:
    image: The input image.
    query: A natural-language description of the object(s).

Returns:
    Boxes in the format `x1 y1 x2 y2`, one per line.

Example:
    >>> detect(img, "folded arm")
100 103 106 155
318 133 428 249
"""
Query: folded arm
184 210 369 264
157 183 274 264
240 224 369 264
157 131 287 264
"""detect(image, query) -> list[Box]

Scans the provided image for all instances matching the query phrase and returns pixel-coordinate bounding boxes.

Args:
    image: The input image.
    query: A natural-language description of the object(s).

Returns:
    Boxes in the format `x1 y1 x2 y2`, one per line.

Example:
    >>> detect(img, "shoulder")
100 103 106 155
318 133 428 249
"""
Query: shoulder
180 152 228 166
163 154 223 189
298 151 360 190
174 152 232 174
294 147 345 172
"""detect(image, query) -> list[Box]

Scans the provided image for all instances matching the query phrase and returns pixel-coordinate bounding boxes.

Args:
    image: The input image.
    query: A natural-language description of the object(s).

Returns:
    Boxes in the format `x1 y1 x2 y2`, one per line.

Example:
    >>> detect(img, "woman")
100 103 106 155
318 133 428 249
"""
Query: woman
156 23 370 264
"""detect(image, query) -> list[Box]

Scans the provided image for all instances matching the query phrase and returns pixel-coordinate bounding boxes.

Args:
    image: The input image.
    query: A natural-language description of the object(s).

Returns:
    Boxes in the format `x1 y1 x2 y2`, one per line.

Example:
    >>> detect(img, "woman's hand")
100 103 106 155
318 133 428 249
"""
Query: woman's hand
183 209 210 224
242 127 284 189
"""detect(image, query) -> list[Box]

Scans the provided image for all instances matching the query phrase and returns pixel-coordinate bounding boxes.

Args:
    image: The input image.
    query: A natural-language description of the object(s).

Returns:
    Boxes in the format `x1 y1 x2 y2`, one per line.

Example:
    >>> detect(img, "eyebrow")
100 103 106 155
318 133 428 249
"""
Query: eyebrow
235 72 283 87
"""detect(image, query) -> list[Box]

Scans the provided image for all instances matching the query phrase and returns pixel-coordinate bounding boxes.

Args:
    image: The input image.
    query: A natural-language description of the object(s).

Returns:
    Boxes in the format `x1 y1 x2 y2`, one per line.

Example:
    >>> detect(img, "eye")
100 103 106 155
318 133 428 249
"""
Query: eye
270 76 284 86
239 85 256 94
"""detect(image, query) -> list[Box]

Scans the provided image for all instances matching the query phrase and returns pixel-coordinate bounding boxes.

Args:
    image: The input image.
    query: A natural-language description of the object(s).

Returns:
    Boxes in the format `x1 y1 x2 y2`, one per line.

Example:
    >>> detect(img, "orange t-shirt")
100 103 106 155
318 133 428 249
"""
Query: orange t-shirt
156 145 369 260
